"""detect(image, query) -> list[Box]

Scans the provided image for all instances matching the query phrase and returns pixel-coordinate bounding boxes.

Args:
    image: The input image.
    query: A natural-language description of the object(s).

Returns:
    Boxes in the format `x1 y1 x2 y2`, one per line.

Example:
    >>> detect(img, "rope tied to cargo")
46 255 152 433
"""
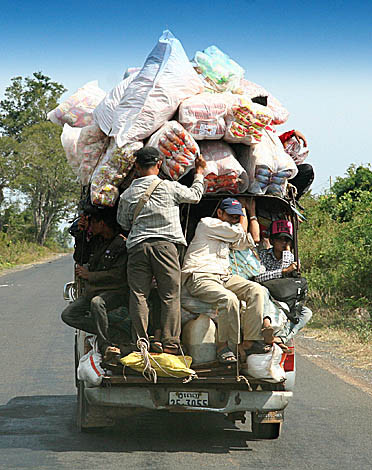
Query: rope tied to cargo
137 337 158 383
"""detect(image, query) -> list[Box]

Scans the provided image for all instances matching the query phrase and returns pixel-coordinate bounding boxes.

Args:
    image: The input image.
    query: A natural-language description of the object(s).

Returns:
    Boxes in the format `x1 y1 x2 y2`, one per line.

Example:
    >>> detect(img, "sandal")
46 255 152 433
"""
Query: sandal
272 339 290 353
150 340 163 353
242 341 272 356
163 345 182 355
217 346 238 364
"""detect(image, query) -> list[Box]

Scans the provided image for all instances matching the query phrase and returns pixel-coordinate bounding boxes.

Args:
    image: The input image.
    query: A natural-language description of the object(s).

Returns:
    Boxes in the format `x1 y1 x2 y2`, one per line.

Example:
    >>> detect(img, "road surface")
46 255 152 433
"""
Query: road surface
0 256 371 469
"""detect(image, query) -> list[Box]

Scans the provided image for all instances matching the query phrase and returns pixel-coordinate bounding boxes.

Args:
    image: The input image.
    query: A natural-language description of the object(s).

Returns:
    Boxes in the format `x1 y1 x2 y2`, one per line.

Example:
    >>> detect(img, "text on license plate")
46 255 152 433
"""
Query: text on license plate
169 391 209 407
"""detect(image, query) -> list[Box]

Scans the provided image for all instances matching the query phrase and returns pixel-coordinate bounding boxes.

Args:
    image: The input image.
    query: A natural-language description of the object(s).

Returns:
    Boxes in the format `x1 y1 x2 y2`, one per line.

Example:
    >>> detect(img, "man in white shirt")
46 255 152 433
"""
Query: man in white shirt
182 198 269 364
117 147 206 354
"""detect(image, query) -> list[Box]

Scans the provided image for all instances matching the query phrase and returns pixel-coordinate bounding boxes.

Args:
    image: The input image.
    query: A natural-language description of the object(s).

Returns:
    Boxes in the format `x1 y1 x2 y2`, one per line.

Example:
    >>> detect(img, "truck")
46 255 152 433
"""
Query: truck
63 193 299 439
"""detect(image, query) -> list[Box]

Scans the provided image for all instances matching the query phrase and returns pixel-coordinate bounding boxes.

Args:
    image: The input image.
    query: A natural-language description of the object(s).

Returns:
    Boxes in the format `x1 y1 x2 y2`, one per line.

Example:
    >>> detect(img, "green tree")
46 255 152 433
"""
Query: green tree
0 72 66 140
14 122 79 245
0 136 18 207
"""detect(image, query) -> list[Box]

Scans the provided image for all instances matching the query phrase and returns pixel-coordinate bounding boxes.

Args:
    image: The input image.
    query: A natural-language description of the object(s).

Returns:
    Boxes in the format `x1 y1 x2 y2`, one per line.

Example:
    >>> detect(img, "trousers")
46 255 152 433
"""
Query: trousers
185 273 266 344
61 291 127 350
127 239 181 348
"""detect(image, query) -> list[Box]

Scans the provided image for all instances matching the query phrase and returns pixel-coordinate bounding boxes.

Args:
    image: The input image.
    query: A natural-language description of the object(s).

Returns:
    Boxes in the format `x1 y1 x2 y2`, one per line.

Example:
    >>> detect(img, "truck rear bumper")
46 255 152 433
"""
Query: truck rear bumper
85 386 292 414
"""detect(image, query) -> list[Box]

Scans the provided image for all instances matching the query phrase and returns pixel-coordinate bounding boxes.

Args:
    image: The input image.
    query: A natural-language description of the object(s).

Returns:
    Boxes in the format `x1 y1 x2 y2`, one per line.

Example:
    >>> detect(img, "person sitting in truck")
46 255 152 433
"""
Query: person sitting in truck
117 147 206 355
254 219 312 344
182 197 274 365
61 206 128 359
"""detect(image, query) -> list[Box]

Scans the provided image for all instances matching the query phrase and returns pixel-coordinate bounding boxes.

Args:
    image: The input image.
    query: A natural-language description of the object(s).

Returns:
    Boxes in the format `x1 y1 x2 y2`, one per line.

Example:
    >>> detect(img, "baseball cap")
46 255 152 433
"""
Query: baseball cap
270 220 293 240
135 147 162 166
219 198 245 216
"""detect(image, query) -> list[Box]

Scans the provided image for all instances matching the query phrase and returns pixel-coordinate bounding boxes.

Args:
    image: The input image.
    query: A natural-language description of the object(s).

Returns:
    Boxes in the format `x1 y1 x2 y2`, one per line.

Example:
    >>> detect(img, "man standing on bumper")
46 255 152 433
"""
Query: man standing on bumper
117 147 206 354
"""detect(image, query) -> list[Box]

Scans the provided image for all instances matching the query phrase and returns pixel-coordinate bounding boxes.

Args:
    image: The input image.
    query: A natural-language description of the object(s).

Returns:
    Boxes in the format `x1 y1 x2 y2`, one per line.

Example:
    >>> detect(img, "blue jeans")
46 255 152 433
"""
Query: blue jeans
277 305 312 343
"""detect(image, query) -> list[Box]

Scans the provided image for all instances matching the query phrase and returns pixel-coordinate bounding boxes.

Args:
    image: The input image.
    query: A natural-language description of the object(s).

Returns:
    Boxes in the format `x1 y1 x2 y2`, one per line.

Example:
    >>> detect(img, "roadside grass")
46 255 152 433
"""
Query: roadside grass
0 237 71 272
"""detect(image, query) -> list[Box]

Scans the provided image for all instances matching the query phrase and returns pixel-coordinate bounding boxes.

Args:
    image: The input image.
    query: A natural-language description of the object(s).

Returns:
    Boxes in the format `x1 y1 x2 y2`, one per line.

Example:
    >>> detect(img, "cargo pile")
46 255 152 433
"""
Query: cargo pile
51 30 299 207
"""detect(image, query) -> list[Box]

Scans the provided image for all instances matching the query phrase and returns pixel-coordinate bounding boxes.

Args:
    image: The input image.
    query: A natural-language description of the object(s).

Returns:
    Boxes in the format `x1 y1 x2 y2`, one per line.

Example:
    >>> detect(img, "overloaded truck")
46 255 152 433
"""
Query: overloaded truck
63 193 299 440
55 30 309 439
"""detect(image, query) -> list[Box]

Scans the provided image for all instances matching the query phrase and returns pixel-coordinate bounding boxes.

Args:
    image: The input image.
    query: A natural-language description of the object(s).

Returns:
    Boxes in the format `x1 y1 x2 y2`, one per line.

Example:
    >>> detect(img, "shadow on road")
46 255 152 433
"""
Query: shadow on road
0 395 257 453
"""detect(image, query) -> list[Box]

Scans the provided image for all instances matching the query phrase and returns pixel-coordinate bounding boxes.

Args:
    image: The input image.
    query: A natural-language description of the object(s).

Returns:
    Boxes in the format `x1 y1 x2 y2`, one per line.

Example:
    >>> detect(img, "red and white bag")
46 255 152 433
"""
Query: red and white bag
200 141 249 194
246 343 286 383
77 339 105 387
178 92 234 140
147 121 199 181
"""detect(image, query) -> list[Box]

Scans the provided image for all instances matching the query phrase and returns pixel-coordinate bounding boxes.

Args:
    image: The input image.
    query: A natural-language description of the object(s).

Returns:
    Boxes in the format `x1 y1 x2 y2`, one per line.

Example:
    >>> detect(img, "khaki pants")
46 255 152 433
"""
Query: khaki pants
128 239 181 348
185 273 265 344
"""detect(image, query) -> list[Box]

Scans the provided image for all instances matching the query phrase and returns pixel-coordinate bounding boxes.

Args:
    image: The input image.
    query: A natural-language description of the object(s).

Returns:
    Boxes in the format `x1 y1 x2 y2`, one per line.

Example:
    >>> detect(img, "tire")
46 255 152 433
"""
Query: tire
251 419 281 440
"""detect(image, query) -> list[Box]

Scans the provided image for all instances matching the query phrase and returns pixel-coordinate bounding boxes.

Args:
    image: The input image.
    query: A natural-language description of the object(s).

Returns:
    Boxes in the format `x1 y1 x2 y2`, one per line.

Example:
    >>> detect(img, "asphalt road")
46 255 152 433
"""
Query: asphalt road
0 255 371 470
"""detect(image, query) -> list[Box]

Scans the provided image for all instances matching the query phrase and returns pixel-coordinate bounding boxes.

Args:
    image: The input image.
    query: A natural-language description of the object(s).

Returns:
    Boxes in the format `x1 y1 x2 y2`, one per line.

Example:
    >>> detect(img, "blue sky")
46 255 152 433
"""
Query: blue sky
1 0 371 193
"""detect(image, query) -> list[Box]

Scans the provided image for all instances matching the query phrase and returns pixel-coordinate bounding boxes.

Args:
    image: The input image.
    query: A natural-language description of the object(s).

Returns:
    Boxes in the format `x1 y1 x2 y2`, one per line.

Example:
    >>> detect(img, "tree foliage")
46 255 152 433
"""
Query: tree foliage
0 136 18 207
13 122 79 245
0 72 66 140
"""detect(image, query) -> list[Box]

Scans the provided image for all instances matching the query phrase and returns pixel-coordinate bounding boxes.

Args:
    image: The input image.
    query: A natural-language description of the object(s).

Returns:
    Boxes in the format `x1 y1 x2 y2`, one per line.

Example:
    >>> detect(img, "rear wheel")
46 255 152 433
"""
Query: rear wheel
251 420 281 439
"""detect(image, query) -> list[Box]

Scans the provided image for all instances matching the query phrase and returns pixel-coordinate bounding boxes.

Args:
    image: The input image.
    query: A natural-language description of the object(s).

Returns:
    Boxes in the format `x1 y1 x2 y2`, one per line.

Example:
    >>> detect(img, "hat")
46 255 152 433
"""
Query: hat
270 220 293 240
135 147 162 166
219 198 245 216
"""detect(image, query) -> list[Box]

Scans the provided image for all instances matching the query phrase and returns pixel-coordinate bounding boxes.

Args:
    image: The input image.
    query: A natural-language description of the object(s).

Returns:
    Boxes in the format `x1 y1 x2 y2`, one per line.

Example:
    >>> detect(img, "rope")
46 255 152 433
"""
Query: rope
137 338 158 383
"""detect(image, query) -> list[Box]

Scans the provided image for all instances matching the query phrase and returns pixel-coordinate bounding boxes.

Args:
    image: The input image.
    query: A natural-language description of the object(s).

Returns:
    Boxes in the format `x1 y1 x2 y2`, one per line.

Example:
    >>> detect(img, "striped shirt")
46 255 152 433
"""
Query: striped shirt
117 174 204 250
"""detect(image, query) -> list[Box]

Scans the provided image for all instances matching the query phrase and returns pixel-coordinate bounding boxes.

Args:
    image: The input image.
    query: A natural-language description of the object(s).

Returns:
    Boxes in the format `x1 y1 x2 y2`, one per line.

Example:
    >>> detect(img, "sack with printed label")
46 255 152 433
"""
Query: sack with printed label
77 123 109 185
48 81 106 128
60 124 83 175
178 92 235 140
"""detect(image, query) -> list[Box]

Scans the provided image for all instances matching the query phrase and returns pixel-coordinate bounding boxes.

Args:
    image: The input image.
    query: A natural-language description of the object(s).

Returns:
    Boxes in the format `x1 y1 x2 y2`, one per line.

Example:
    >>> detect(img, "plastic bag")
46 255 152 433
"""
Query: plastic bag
248 128 298 195
284 136 309 165
111 30 204 147
48 81 106 128
90 139 143 206
246 343 286 382
178 92 235 140
120 352 194 378
194 45 244 93
147 121 199 181
60 124 83 175
200 140 249 194
93 72 139 135
238 79 289 125
224 96 273 145
229 248 261 280
77 342 105 387
77 124 109 185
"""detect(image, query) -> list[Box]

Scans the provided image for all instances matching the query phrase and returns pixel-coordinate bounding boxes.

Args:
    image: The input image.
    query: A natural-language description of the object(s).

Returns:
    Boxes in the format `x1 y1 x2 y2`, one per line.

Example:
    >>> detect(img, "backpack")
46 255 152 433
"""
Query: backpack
260 275 308 324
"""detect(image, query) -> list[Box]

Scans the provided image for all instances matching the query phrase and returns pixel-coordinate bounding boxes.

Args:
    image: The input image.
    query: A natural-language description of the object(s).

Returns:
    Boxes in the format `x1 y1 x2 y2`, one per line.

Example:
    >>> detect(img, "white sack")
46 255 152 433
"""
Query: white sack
200 140 249 194
111 30 204 147
61 124 82 176
77 348 105 387
246 343 286 383
48 81 106 128
147 121 199 181
178 92 235 140
93 72 139 135
90 139 143 207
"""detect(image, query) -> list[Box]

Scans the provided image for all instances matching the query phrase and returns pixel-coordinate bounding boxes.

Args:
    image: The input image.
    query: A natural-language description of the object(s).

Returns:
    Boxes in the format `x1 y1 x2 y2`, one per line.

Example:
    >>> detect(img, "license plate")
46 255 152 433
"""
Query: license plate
169 391 209 407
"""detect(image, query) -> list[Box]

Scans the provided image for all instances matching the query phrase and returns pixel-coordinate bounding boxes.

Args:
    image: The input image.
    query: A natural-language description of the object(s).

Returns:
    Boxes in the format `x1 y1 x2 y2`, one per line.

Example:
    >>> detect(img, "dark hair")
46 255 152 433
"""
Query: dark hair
251 95 268 107
84 205 119 231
